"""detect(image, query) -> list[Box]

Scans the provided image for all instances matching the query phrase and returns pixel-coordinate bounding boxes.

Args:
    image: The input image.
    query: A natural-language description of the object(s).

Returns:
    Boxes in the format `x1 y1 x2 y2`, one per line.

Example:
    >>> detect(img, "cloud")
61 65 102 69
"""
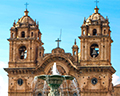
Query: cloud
0 75 8 96
112 74 120 86
0 61 7 69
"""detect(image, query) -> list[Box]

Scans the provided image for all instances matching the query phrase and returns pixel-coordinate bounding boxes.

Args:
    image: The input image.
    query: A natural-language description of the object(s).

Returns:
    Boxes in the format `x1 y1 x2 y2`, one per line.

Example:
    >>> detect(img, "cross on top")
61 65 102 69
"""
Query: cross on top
55 38 61 48
94 0 99 7
25 2 29 9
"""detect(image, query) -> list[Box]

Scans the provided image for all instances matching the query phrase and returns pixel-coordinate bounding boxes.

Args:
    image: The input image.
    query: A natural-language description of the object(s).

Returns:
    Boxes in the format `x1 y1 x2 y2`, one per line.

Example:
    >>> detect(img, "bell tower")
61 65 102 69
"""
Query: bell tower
8 9 43 68
79 6 112 66
78 6 115 96
5 9 44 96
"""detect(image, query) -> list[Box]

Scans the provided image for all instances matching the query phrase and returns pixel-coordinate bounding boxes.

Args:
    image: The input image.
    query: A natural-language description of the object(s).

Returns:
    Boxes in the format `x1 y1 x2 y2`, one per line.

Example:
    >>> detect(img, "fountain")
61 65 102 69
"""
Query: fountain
35 62 74 96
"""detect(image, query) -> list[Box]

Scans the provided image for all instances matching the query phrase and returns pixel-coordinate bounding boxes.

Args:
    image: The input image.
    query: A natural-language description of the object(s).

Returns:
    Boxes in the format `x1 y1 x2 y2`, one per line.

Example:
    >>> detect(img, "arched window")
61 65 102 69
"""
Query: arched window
39 52 41 57
12 33 14 38
31 32 33 37
93 29 97 35
83 30 85 35
90 44 99 58
38 93 42 96
74 51 76 55
104 29 106 34
21 31 25 38
19 46 27 59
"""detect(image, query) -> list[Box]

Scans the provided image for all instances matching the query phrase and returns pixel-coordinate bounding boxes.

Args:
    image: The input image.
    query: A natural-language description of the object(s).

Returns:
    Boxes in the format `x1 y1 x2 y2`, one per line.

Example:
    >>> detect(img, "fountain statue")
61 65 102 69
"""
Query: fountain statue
35 62 74 96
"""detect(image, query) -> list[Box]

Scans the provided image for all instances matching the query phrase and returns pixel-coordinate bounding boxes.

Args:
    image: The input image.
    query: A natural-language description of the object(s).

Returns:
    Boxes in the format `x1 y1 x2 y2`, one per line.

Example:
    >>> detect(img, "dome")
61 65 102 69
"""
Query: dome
18 16 35 25
85 7 107 24
72 39 78 49
39 46 44 50
52 47 65 54
14 9 36 28
72 44 78 48
18 9 35 24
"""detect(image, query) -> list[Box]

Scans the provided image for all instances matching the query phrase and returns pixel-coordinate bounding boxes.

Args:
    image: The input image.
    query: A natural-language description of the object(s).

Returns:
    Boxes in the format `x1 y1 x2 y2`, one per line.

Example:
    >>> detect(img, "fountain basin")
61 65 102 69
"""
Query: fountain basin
35 63 74 96
36 75 74 90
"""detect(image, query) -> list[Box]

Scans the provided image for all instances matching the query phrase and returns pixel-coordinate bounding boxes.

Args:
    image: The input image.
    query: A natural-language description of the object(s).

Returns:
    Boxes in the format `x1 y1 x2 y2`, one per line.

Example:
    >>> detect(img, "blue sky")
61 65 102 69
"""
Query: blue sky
0 0 120 95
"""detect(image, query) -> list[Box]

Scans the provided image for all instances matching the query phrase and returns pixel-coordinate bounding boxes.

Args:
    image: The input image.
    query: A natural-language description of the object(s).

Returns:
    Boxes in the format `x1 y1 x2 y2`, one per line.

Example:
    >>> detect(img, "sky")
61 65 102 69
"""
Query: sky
0 0 120 95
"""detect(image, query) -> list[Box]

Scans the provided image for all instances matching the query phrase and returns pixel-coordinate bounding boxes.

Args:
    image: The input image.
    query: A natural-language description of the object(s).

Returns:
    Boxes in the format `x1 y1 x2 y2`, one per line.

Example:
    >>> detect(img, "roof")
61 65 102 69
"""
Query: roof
14 9 37 28
83 6 108 26
114 84 120 88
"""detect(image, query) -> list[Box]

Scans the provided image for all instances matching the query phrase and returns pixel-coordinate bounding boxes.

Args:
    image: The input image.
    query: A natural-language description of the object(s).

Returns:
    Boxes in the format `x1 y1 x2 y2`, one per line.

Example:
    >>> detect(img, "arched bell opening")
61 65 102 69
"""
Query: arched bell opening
93 29 97 35
31 32 33 37
74 51 76 56
11 33 14 38
19 46 27 59
83 30 85 35
90 44 99 58
21 31 25 38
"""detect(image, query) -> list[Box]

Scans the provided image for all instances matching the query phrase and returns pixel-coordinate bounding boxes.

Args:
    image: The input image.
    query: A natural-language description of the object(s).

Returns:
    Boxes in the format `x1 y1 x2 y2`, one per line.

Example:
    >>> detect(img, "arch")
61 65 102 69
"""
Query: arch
36 54 78 74
93 29 97 35
21 31 25 38
73 93 77 96
39 52 41 57
74 51 76 55
44 61 69 75
12 33 14 38
83 30 85 35
38 93 42 96
31 32 33 37
19 46 27 59
42 54 76 69
90 43 99 58
104 29 106 34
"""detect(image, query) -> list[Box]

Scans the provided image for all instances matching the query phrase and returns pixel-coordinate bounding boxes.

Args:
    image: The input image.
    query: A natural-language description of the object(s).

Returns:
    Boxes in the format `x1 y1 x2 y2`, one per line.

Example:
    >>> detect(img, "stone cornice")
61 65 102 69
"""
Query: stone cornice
79 35 110 39
4 67 35 74
77 66 116 74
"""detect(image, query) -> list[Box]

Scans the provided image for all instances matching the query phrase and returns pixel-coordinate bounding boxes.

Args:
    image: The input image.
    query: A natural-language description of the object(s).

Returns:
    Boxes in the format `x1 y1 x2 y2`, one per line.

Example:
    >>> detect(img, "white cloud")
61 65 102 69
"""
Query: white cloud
112 74 120 86
0 75 8 96
0 61 7 69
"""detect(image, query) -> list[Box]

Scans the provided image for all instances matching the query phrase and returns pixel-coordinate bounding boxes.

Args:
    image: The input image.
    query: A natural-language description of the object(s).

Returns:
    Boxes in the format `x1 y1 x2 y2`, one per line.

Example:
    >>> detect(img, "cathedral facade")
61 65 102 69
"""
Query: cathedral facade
4 6 120 96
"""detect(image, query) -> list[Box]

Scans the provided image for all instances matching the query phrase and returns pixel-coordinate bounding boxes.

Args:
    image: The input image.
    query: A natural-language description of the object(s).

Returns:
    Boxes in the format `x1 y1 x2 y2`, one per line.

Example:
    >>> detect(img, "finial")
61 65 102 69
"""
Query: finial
84 17 86 24
35 19 36 25
84 17 86 21
24 9 29 16
37 21 39 26
13 20 16 27
94 6 99 13
74 39 76 45
24 2 29 16
106 16 109 20
94 0 99 13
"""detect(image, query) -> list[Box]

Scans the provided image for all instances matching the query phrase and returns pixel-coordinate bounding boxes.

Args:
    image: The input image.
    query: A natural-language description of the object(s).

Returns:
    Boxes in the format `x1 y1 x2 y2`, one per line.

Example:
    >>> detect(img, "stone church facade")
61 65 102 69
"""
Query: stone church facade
4 6 120 96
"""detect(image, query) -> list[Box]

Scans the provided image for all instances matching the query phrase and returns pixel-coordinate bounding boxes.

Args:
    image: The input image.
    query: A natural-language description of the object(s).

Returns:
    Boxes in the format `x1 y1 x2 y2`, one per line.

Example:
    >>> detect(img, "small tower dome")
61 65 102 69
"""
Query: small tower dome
72 39 78 49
